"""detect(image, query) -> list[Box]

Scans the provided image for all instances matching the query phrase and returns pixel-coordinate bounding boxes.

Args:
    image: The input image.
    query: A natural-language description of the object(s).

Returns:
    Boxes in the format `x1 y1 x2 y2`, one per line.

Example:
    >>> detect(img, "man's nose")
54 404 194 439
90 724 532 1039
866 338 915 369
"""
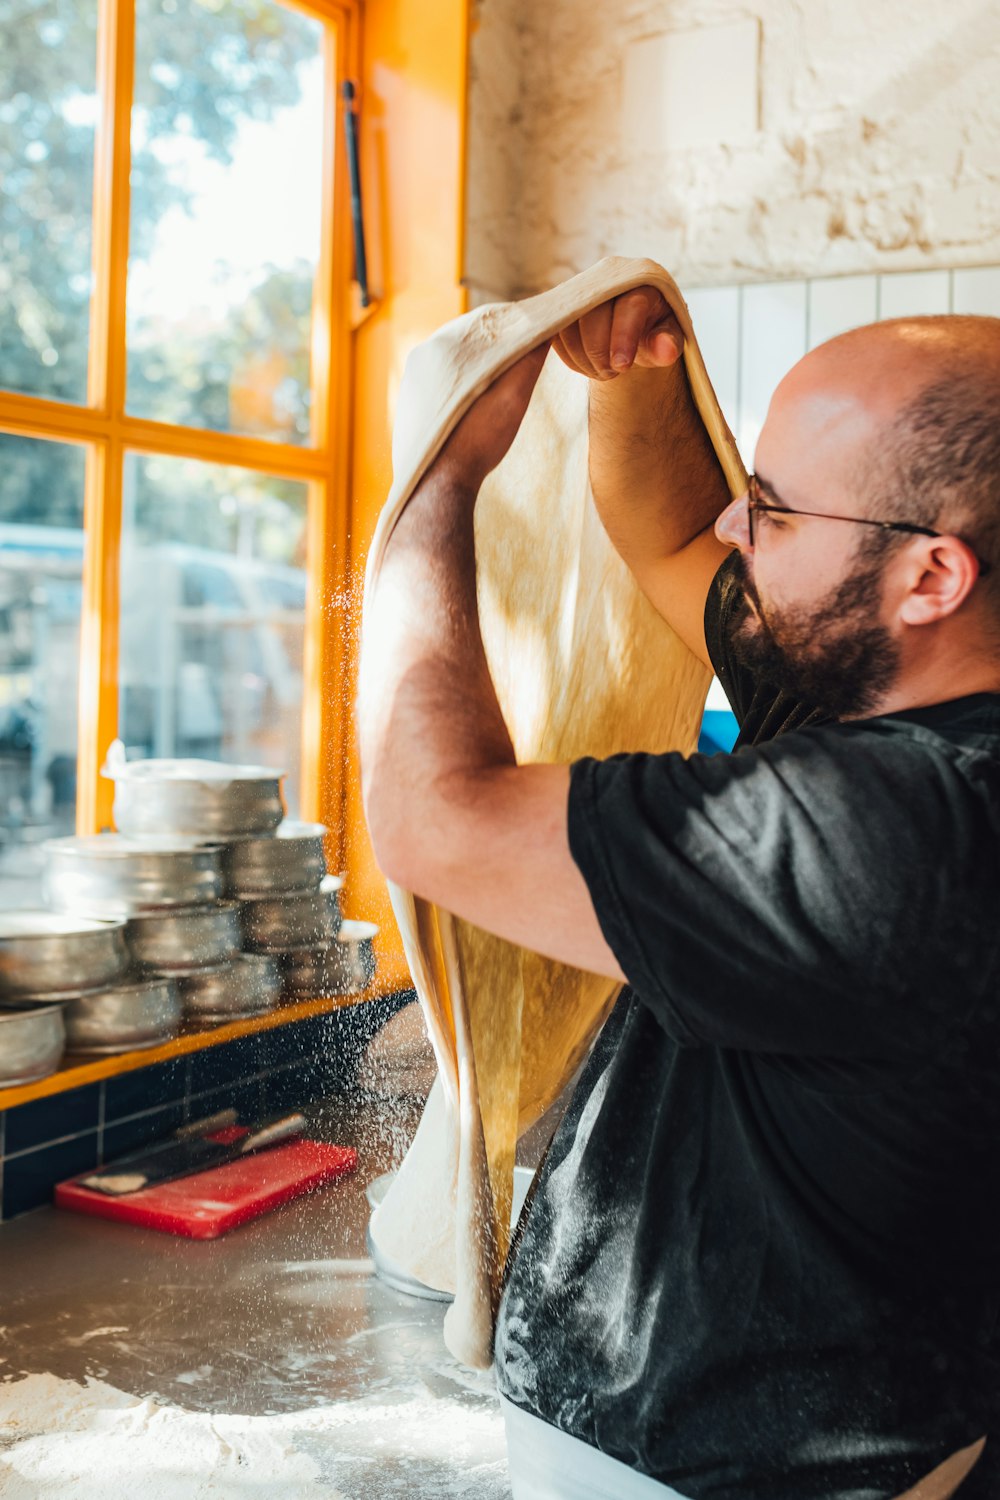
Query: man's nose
715 491 751 551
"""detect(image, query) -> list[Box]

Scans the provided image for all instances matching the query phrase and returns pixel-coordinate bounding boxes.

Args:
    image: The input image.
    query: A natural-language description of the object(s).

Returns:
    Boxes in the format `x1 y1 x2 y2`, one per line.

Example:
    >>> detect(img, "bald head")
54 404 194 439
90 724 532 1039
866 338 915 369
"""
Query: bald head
782 314 1000 431
763 314 1000 597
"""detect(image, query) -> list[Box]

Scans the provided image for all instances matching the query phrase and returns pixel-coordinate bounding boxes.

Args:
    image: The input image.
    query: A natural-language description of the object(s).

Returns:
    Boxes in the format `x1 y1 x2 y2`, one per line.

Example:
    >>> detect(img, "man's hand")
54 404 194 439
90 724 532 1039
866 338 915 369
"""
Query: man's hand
428 341 551 498
553 286 685 380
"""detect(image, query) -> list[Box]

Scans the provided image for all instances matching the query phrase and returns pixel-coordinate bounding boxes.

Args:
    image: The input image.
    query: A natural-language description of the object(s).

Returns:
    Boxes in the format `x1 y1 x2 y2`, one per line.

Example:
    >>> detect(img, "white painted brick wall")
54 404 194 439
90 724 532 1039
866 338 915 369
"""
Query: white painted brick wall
464 0 1000 300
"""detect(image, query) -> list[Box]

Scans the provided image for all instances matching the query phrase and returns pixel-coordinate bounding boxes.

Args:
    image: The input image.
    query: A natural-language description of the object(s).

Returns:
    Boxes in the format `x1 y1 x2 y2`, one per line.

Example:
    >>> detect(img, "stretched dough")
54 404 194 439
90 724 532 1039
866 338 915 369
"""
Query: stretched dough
363 257 745 1368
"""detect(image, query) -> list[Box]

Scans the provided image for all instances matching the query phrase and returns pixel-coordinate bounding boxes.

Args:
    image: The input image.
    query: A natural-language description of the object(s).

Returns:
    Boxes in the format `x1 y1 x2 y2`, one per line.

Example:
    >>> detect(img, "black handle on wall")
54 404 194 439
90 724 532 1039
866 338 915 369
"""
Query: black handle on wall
342 80 370 308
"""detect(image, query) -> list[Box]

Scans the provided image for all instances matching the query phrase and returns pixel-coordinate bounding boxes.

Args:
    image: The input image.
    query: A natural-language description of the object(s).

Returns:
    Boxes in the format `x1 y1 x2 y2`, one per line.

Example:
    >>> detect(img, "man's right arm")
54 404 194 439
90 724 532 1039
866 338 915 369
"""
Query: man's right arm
556 287 734 668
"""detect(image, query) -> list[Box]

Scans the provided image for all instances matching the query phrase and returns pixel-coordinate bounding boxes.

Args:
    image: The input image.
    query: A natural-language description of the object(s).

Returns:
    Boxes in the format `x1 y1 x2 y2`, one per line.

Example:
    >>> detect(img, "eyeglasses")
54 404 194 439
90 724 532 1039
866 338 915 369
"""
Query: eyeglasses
746 474 991 578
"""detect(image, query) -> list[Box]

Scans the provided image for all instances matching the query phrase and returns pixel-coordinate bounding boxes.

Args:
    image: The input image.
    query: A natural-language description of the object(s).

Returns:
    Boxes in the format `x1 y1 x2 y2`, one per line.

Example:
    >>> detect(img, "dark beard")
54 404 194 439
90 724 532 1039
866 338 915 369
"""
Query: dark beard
728 548 901 719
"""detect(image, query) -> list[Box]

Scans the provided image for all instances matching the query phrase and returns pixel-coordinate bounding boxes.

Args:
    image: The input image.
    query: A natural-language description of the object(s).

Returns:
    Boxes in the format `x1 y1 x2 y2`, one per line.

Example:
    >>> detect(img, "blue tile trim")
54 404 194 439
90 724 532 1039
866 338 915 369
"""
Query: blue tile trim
102 1103 186 1164
4 1083 101 1157
104 1058 188 1121
2 1132 99 1220
189 1033 266 1095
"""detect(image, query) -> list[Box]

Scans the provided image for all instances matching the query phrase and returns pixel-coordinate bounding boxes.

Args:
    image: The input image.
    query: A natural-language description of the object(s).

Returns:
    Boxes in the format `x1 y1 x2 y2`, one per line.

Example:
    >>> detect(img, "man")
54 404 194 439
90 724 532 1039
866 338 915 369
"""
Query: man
358 285 1000 1498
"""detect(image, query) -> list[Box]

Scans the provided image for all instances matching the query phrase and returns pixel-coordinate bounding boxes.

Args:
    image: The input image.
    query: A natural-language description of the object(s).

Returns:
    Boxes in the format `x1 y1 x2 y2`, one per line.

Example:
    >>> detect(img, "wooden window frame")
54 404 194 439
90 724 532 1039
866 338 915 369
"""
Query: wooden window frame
0 0 360 871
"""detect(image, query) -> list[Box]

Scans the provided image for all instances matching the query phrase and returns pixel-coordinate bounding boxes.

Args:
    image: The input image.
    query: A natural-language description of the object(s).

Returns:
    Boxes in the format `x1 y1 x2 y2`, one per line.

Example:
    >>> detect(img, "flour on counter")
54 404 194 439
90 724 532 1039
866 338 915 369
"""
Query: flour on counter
0 1371 510 1500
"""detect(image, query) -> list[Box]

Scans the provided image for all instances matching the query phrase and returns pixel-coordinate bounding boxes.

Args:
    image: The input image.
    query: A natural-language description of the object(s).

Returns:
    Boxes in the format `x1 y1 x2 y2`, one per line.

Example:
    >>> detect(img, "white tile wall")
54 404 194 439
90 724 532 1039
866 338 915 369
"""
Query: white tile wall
878 269 951 318
737 282 807 464
683 264 1000 470
952 267 1000 315
683 286 740 433
807 275 877 349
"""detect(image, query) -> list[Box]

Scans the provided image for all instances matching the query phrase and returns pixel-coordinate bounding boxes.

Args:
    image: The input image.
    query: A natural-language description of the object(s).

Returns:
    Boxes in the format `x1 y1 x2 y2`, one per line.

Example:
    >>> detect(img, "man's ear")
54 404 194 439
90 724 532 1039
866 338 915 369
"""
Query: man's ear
898 537 981 626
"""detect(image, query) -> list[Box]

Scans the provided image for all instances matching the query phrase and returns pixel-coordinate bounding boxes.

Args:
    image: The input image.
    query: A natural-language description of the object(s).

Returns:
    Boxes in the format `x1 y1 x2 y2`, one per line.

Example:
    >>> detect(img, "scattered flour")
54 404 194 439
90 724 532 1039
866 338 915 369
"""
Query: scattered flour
0 1372 509 1500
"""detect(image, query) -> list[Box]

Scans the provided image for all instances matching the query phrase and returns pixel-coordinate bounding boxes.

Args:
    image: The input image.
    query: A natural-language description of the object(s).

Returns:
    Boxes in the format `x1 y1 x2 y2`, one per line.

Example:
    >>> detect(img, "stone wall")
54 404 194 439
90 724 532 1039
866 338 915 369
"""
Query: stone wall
464 0 1000 299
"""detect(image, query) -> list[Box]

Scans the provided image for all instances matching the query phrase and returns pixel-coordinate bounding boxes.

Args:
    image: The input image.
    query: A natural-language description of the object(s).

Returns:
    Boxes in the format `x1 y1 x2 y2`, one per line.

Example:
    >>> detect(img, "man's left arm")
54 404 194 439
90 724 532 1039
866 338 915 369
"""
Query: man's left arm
357 347 624 982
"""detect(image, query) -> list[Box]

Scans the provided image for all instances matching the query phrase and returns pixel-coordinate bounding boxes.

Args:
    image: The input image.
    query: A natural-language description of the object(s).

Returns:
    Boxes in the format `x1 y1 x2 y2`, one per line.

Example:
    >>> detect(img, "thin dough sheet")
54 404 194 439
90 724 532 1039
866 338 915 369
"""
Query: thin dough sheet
363 257 746 1369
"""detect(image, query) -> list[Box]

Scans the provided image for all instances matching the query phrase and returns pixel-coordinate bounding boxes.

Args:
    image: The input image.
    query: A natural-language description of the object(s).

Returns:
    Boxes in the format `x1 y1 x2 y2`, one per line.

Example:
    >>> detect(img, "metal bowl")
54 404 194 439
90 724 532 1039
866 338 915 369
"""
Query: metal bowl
110 758 284 837
365 1166 534 1302
0 1005 65 1087
241 874 344 953
63 976 182 1054
126 901 243 973
177 953 282 1023
0 911 129 1003
221 821 328 897
43 835 224 919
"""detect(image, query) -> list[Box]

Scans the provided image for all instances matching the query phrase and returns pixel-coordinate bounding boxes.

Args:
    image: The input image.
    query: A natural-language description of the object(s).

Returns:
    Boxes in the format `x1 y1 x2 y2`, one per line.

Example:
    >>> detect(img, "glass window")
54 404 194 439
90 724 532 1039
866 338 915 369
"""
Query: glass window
0 0 98 404
0 433 86 907
125 0 326 444
118 452 308 813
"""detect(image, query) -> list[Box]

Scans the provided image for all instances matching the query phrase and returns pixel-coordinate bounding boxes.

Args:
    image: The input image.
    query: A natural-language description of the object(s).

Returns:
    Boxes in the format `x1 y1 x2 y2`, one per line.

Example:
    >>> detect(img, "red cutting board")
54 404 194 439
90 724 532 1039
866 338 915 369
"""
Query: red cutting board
55 1136 358 1239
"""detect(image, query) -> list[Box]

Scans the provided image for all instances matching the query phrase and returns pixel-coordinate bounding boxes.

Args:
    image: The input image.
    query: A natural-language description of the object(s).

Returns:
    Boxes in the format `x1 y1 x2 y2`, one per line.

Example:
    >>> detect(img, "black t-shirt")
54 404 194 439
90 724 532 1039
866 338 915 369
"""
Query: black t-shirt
495 551 1000 1499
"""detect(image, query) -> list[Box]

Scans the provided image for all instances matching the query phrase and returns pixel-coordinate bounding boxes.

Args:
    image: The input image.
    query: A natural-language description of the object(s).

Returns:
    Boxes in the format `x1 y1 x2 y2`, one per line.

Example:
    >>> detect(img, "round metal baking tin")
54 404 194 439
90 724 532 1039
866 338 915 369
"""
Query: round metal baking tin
126 901 243 973
0 911 129 1002
0 1004 65 1087
240 874 344 953
109 758 284 838
63 976 182 1054
177 953 282 1022
42 835 225 919
221 821 328 898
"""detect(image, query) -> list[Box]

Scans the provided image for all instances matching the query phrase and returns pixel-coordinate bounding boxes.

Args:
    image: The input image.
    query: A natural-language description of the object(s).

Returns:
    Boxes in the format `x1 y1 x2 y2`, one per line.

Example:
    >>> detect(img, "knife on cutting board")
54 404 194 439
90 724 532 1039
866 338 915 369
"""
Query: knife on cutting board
78 1111 307 1196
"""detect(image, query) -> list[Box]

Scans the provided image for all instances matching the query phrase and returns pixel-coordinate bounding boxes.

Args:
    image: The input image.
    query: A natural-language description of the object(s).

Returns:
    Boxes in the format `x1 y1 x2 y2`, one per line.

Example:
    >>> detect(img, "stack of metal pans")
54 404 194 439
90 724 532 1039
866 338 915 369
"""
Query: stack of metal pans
37 826 269 1034
3 754 384 1057
224 819 380 1001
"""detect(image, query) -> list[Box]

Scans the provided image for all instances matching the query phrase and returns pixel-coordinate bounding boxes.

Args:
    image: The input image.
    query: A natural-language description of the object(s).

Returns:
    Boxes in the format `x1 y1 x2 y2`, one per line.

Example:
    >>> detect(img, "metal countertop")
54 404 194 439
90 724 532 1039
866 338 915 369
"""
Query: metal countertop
0 1093 512 1498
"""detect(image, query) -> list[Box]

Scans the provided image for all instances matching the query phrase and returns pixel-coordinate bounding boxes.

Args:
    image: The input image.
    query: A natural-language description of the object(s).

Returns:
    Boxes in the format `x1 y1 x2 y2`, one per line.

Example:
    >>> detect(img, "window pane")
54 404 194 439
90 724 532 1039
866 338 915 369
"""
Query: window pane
119 454 308 814
126 0 326 444
0 0 98 404
0 434 86 909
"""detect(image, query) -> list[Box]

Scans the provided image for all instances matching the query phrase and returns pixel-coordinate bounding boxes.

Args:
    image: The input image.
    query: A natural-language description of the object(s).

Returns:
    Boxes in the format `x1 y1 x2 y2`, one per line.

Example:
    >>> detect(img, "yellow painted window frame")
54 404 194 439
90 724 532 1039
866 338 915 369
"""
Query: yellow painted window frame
0 0 361 870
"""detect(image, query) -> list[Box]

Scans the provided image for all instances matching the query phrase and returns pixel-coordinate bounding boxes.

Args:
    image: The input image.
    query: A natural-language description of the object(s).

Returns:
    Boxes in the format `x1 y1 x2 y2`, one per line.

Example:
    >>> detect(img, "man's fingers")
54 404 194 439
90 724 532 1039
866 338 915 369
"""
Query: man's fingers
551 330 588 377
611 287 684 370
641 322 684 367
609 289 660 370
554 321 595 377
554 287 684 381
578 300 616 378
